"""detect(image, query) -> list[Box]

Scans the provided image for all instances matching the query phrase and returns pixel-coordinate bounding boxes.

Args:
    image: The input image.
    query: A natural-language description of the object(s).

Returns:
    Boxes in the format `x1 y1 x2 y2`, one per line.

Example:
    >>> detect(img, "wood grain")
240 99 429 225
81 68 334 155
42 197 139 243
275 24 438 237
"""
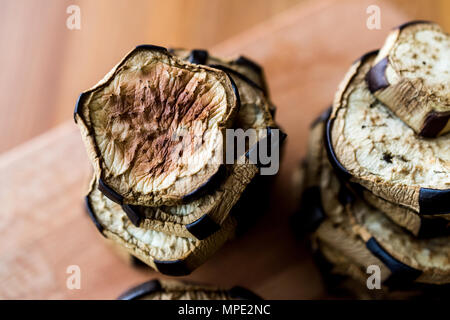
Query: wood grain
0 0 409 299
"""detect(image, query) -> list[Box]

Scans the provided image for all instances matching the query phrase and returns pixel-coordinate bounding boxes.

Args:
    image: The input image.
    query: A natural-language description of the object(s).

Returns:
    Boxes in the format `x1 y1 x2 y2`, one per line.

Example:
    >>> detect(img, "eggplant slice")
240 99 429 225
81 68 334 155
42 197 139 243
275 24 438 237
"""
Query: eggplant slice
102 50 278 240
75 45 239 207
301 112 449 236
328 51 450 215
297 115 450 285
361 189 450 238
315 240 450 300
117 279 261 300
366 21 450 137
315 159 450 285
86 181 236 276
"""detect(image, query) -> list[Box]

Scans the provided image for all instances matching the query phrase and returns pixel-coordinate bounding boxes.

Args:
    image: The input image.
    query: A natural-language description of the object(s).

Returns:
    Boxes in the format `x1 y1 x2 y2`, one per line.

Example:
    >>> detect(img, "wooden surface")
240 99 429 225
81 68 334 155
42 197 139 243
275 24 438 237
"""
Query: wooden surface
0 0 447 154
0 0 409 299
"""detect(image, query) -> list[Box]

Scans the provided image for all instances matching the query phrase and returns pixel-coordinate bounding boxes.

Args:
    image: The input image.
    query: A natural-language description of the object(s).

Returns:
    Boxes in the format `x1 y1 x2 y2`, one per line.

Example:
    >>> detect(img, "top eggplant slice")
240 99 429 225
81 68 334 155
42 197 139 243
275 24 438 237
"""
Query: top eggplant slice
366 21 450 137
117 279 261 300
75 46 239 207
110 50 278 240
327 51 450 215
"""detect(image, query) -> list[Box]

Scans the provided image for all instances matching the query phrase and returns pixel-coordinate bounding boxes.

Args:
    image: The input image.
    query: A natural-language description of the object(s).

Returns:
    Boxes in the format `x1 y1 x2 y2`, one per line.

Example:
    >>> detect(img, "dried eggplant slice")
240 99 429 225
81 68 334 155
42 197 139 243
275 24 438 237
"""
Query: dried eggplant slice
318 161 450 285
86 182 236 276
362 189 450 238
327 51 450 215
75 45 239 207
124 160 258 240
366 21 450 137
297 110 449 236
350 198 450 285
117 279 261 300
114 60 277 239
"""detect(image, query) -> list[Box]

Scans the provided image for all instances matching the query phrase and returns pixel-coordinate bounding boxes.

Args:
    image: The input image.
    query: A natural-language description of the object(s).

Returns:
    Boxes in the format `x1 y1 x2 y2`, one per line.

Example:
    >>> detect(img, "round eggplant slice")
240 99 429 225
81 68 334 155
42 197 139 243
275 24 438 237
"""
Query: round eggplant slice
366 21 450 137
318 161 450 285
75 45 239 207
86 181 236 276
117 279 261 300
110 57 277 240
306 108 450 236
327 51 450 215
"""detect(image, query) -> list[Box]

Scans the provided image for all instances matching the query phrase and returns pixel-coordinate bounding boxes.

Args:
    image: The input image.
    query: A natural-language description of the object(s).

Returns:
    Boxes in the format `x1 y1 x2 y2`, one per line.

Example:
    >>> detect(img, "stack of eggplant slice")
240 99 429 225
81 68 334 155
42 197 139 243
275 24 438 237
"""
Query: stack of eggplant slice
75 46 284 276
295 21 450 299
117 279 261 300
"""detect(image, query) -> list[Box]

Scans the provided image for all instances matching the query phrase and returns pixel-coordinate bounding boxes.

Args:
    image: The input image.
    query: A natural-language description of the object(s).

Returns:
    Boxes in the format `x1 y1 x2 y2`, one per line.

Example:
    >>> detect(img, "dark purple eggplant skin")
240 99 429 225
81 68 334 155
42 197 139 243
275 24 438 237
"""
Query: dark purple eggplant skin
324 116 352 181
153 259 191 276
419 111 450 138
121 204 142 227
117 279 163 300
134 44 168 52
419 188 450 215
209 63 265 94
84 196 106 237
234 56 263 76
181 164 228 203
366 57 389 93
417 216 450 238
188 49 209 65
98 178 123 204
366 237 422 287
185 214 220 240
73 92 85 124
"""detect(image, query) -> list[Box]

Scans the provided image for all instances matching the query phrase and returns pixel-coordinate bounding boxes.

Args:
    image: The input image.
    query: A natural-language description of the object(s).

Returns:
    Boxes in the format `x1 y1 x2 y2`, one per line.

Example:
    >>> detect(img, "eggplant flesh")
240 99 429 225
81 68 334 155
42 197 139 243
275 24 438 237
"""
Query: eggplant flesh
367 21 450 137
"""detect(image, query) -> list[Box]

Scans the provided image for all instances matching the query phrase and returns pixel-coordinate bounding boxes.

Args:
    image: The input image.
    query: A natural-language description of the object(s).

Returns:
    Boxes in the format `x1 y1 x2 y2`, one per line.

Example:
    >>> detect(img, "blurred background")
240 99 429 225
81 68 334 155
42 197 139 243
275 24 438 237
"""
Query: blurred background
0 0 449 154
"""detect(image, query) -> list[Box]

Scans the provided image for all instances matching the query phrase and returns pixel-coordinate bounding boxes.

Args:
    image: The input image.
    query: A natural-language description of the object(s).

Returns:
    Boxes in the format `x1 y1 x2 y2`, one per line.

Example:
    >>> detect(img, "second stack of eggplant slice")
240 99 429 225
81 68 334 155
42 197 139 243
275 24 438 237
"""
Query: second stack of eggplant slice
76 45 284 275
294 21 449 299
327 51 450 218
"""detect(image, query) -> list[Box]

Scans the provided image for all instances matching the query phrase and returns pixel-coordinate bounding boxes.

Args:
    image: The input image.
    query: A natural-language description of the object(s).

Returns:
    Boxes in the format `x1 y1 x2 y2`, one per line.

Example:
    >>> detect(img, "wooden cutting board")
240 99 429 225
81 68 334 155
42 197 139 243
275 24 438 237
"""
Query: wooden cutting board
0 0 408 299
